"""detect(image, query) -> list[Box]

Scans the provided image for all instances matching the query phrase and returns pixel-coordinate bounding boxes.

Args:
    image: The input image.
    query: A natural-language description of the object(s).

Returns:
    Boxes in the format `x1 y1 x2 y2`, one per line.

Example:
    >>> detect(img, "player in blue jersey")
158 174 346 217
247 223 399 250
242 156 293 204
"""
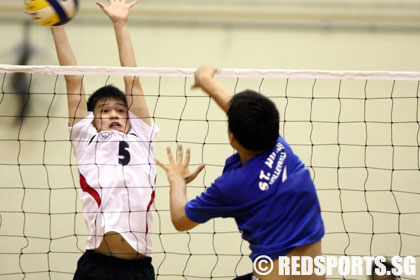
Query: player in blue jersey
156 65 325 280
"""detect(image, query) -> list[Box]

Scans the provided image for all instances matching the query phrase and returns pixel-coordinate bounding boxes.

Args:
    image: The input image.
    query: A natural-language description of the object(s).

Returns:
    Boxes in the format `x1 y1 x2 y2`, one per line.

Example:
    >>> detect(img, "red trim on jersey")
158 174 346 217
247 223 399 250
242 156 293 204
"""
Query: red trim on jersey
145 191 155 233
79 173 102 207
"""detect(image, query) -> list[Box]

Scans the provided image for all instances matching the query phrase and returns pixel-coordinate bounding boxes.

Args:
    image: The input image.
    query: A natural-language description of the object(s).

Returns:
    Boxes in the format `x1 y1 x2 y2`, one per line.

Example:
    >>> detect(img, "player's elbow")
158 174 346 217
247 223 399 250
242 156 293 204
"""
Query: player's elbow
171 218 189 232
171 215 197 232
172 221 188 232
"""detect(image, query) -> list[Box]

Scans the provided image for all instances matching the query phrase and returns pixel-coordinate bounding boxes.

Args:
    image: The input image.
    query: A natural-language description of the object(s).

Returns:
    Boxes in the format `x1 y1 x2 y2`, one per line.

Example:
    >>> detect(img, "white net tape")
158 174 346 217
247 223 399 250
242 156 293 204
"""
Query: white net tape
0 64 419 280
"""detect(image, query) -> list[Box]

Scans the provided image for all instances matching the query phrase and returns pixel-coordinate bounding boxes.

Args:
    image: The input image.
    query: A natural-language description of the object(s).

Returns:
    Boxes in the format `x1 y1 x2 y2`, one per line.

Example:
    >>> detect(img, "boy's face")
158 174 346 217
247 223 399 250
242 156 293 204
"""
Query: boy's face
92 97 130 133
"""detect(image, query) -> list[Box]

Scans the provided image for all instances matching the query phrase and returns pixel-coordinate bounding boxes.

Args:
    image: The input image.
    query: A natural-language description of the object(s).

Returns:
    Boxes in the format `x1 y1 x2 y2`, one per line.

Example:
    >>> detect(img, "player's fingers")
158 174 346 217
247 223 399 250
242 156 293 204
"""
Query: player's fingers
194 164 205 175
154 158 168 171
167 147 175 164
189 164 205 181
191 71 202 90
24 1 31 8
184 148 191 165
96 2 106 10
191 82 200 90
154 158 163 168
203 64 217 74
128 0 139 8
177 145 183 162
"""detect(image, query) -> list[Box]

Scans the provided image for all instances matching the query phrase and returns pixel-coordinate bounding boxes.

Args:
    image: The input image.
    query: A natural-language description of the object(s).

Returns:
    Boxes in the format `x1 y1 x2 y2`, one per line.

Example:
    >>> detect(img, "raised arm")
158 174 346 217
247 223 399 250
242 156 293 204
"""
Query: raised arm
97 0 150 125
155 145 205 232
192 65 233 113
51 27 88 126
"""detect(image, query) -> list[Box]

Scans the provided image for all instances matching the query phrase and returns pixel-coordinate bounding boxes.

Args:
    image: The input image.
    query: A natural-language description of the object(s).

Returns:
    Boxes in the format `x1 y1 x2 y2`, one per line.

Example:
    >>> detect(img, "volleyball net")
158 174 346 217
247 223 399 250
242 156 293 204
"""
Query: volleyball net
0 64 419 280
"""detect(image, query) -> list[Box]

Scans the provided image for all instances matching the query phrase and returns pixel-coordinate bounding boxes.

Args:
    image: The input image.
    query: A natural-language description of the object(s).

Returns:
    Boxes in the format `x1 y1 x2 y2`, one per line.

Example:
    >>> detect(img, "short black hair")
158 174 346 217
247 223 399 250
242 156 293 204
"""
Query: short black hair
87 85 128 112
227 90 279 152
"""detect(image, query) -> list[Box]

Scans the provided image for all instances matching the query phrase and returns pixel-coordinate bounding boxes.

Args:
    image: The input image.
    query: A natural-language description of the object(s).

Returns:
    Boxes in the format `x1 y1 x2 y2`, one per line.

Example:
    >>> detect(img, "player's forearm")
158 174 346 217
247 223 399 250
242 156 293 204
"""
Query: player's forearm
169 175 188 228
51 27 87 124
113 21 150 122
51 27 78 67
169 175 195 231
113 21 137 69
50 27 82 85
201 77 233 113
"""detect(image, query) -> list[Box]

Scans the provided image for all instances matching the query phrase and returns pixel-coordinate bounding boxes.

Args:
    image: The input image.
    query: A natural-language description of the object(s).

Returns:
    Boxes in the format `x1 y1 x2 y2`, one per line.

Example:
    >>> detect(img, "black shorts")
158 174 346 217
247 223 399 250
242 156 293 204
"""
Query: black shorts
73 250 155 280
233 273 260 280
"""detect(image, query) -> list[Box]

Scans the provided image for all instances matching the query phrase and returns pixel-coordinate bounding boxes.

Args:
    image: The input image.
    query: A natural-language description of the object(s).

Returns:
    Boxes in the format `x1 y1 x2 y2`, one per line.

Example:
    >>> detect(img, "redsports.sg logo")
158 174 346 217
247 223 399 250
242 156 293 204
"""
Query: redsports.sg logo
253 255 416 276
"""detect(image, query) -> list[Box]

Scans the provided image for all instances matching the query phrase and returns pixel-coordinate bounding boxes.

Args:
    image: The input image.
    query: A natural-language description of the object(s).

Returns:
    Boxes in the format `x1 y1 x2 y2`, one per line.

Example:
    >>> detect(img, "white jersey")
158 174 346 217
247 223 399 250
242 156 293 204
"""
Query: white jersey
69 111 159 256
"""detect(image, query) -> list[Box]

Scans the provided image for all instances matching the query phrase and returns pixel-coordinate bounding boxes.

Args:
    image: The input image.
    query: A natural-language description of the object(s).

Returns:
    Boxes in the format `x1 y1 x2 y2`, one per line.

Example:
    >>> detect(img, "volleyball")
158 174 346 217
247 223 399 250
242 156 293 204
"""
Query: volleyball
24 0 79 26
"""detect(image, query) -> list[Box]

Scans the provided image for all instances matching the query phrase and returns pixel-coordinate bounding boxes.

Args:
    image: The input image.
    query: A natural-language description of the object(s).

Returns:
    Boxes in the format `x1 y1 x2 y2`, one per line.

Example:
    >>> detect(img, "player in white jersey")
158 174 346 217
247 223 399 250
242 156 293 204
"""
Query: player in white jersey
48 0 158 279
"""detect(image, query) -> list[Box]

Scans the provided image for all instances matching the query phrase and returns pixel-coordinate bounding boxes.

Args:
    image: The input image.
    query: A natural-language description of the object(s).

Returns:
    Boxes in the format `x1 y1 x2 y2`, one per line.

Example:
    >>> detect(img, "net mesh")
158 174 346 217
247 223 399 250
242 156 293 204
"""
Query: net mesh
0 65 419 280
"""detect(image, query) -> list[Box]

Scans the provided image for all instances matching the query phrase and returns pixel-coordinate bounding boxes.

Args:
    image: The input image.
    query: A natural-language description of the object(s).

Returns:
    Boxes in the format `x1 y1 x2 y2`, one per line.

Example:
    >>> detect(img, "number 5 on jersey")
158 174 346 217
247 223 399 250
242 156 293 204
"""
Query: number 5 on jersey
119 141 131 166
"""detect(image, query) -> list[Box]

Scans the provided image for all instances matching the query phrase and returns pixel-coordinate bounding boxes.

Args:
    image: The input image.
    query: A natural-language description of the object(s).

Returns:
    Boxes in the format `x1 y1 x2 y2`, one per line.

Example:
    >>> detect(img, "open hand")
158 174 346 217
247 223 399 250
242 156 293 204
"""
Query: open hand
156 145 205 184
96 0 138 23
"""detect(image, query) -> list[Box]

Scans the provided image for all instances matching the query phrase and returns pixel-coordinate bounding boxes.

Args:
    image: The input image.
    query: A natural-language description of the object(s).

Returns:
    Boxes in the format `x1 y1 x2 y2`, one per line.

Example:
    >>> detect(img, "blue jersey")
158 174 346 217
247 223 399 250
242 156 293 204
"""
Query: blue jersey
185 136 324 260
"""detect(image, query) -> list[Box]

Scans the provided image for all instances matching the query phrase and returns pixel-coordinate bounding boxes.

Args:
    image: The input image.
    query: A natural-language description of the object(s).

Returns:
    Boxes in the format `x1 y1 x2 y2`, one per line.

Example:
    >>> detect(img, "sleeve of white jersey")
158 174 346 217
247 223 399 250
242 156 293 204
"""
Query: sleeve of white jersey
68 112 97 159
128 112 159 142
